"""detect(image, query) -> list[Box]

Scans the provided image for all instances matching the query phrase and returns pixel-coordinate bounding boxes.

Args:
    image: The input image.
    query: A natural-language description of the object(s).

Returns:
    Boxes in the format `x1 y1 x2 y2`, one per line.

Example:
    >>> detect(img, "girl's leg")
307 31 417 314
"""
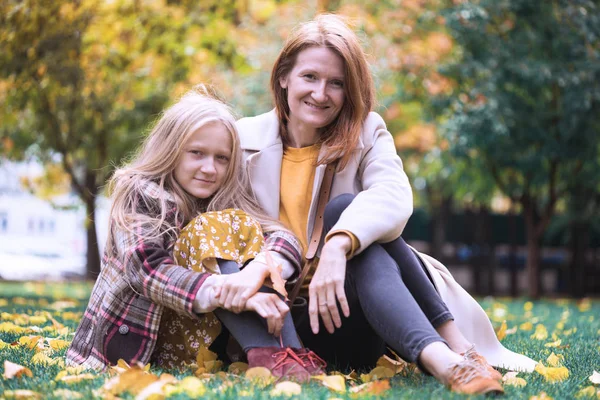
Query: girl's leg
215 260 301 350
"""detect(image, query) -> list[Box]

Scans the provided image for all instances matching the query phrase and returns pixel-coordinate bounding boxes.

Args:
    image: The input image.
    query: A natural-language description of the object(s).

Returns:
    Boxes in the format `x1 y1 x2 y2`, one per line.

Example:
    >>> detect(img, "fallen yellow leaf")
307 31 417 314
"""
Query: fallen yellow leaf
0 339 9 349
376 354 408 374
546 353 565 367
349 379 391 394
228 361 249 375
48 338 70 350
575 386 599 398
360 366 395 382
2 390 42 399
245 366 275 386
531 324 549 340
135 373 177 400
590 370 600 385
520 322 534 331
3 360 33 379
58 373 97 383
503 371 527 387
530 392 553 400
271 381 302 396
524 301 534 311
535 362 570 383
577 298 591 312
496 320 508 341
312 374 346 393
52 389 83 399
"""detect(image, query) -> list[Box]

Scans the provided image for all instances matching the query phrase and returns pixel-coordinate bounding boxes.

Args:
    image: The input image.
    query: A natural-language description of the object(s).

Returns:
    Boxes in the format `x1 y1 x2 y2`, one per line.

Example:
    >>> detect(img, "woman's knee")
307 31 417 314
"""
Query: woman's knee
324 193 355 227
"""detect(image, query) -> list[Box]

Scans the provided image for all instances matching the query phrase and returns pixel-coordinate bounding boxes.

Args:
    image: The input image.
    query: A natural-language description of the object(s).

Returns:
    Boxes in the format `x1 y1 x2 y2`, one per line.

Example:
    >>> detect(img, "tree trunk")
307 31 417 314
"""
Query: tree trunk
84 171 101 280
508 210 519 297
524 211 542 299
431 195 451 262
569 221 588 298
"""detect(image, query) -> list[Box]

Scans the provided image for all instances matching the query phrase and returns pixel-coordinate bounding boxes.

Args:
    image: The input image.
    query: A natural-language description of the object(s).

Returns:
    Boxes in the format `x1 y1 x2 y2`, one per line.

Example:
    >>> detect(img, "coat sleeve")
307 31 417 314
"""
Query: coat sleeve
256 230 303 282
331 112 414 254
117 224 210 319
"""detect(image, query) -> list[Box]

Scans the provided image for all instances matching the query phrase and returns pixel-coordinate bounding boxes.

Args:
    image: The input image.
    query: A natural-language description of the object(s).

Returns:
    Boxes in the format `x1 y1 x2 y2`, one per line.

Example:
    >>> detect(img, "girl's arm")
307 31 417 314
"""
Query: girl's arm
117 225 217 318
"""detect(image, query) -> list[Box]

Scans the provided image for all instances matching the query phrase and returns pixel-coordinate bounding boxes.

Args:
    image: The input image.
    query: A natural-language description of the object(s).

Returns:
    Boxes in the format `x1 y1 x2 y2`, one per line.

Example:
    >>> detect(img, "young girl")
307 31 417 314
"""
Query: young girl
66 86 322 381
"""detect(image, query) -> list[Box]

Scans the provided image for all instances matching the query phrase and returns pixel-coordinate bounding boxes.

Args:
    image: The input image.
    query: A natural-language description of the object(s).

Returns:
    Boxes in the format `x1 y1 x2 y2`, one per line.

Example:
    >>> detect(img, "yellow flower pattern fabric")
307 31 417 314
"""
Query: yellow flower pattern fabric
151 209 264 369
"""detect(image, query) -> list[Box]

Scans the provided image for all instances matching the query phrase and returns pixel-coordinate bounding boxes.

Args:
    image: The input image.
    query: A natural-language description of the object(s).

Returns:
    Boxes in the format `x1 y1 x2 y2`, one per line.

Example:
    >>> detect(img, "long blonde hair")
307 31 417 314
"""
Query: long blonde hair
106 85 285 254
271 14 376 170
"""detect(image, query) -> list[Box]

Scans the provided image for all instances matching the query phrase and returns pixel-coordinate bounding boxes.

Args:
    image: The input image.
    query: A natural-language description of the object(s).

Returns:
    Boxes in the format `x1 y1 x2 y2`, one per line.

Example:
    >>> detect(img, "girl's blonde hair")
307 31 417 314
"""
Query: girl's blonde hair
107 85 284 254
271 14 376 170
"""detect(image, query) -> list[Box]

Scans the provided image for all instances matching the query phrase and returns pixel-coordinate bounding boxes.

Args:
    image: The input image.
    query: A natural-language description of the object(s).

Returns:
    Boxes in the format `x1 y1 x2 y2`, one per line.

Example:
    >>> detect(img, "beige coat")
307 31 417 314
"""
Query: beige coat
237 110 537 372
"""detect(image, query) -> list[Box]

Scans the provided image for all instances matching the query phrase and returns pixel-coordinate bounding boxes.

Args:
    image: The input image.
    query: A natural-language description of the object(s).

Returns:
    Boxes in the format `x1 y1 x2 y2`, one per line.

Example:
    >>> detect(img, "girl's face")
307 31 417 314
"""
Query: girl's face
174 122 232 199
280 46 346 136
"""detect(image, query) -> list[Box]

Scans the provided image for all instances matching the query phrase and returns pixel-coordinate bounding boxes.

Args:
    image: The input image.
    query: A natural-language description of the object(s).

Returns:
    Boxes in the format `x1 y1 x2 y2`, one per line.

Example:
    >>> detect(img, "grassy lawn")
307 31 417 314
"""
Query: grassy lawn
1 281 599 399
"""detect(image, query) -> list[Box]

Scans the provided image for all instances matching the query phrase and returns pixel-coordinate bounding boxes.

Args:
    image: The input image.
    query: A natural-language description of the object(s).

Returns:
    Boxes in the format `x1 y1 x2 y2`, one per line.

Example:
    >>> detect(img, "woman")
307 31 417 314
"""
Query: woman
67 87 319 381
236 14 536 395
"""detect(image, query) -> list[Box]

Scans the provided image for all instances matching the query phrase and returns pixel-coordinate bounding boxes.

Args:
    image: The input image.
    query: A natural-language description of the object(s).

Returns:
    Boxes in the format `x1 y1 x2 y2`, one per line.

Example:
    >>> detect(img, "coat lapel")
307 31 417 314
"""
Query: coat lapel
246 143 283 220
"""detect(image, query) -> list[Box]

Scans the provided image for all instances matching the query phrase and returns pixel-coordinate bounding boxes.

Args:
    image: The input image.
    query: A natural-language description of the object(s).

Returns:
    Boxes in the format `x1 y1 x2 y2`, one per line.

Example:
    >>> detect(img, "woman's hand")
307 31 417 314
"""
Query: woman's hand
216 261 269 313
245 292 290 337
308 234 352 334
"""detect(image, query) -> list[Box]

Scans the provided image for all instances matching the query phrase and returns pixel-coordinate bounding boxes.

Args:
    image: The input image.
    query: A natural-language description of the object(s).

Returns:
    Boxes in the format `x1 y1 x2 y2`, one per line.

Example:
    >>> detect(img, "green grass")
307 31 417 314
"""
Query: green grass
1 281 599 399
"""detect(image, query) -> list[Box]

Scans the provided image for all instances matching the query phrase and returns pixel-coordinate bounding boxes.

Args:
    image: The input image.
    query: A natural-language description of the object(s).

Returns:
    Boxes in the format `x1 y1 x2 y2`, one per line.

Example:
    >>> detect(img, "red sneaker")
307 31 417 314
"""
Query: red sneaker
294 348 327 375
247 347 311 383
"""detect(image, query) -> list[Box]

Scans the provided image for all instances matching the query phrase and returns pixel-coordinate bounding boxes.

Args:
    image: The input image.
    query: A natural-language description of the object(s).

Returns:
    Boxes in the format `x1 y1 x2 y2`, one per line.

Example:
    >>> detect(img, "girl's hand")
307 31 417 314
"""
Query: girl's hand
245 292 290 337
217 261 269 313
308 234 351 334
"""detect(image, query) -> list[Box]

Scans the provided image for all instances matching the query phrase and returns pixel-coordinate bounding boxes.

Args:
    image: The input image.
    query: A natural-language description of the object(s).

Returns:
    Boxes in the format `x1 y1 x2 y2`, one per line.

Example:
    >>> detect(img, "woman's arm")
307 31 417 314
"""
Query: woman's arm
329 112 413 254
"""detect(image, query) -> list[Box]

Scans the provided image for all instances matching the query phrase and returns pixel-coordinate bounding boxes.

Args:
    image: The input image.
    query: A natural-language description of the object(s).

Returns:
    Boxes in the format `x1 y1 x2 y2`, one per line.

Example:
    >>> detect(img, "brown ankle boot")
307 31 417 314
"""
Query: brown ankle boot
293 348 327 375
247 347 311 383
446 359 504 395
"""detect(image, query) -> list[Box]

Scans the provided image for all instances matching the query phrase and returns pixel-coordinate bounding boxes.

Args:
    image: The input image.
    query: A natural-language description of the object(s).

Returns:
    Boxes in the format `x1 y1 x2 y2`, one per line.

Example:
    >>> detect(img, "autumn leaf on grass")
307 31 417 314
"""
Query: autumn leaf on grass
31 352 64 368
575 386 599 398
376 354 408 375
109 359 150 375
265 251 288 299
3 360 33 379
164 376 207 398
57 373 97 384
18 335 44 351
546 353 565 368
530 391 553 400
271 381 302 396
135 373 177 400
331 370 359 381
312 374 346 393
360 366 395 383
0 338 9 349
503 372 527 388
545 339 562 348
520 322 534 331
2 390 42 399
102 366 160 396
496 320 508 340
349 379 391 395
245 366 275 386
52 389 83 399
577 298 591 312
535 362 570 383
195 346 223 374
228 362 249 375
531 324 549 340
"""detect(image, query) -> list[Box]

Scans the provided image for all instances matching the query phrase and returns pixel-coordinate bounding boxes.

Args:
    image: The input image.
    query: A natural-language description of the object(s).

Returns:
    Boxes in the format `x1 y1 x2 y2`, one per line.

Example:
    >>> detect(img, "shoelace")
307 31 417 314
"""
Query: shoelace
272 348 305 370
449 360 491 384
298 350 327 370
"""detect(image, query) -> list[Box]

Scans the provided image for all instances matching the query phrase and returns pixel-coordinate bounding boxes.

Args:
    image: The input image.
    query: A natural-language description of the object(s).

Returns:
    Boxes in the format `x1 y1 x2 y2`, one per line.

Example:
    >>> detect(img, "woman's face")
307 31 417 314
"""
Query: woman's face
280 46 346 136
174 122 232 199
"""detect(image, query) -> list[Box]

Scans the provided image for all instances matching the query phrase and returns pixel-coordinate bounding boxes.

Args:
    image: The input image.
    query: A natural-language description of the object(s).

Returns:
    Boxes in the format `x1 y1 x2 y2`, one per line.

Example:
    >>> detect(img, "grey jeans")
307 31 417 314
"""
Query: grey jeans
295 194 453 371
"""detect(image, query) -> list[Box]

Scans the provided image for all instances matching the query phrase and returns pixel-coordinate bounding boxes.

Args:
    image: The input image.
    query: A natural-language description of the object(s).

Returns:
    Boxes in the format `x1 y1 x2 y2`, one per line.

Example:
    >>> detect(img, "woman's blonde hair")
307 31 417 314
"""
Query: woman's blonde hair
271 14 376 169
106 85 284 254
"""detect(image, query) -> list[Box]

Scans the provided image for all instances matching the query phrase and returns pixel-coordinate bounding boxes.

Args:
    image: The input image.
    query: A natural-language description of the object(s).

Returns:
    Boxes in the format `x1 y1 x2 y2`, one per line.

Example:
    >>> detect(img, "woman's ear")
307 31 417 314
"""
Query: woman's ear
279 76 288 89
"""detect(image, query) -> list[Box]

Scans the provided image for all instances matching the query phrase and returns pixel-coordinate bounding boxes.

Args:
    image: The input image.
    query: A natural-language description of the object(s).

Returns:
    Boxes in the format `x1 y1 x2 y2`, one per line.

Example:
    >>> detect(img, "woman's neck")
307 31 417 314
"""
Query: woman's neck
286 121 320 148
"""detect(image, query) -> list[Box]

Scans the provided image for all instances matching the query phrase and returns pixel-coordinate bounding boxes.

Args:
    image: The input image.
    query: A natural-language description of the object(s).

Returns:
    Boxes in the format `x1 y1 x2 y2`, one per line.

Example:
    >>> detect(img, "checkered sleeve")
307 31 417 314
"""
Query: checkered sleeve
262 230 303 281
117 225 209 319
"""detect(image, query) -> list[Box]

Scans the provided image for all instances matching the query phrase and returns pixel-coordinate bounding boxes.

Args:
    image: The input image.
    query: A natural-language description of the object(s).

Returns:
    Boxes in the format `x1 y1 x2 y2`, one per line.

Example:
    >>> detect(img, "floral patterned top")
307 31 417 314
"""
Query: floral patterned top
151 209 264 369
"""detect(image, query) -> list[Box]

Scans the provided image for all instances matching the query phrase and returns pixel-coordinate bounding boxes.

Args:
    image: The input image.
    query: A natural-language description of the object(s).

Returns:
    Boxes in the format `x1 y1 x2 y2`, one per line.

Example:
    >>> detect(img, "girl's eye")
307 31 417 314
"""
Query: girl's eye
190 150 203 156
216 155 230 162
331 80 344 88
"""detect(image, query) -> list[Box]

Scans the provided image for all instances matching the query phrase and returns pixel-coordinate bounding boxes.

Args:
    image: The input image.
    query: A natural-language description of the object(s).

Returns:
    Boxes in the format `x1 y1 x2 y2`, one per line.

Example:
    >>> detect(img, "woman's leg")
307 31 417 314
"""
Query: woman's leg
215 260 301 351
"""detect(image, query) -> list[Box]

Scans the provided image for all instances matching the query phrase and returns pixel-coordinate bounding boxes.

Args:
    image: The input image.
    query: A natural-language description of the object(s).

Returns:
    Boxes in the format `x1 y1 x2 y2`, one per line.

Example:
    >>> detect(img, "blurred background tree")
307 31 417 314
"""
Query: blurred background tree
1 0 599 295
438 0 600 298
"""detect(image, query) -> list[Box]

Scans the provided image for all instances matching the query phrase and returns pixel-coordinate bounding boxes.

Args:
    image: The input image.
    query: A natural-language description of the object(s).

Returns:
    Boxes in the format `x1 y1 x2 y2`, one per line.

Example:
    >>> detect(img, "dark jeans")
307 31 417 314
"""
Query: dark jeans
295 194 453 371
212 260 301 354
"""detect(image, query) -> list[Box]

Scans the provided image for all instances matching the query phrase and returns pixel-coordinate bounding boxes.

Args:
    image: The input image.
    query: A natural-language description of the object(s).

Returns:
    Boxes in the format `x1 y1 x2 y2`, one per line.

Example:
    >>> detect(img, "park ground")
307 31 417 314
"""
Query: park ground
1 281 599 399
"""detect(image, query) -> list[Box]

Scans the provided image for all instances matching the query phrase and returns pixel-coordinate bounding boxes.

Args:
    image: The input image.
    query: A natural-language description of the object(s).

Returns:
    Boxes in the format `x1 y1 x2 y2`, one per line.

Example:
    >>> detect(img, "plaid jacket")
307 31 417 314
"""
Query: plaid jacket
66 180 302 370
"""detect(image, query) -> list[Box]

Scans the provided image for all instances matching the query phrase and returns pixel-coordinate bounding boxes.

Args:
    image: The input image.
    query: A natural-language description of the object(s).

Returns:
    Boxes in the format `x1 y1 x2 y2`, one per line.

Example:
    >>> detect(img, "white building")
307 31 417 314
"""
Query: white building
0 160 109 280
